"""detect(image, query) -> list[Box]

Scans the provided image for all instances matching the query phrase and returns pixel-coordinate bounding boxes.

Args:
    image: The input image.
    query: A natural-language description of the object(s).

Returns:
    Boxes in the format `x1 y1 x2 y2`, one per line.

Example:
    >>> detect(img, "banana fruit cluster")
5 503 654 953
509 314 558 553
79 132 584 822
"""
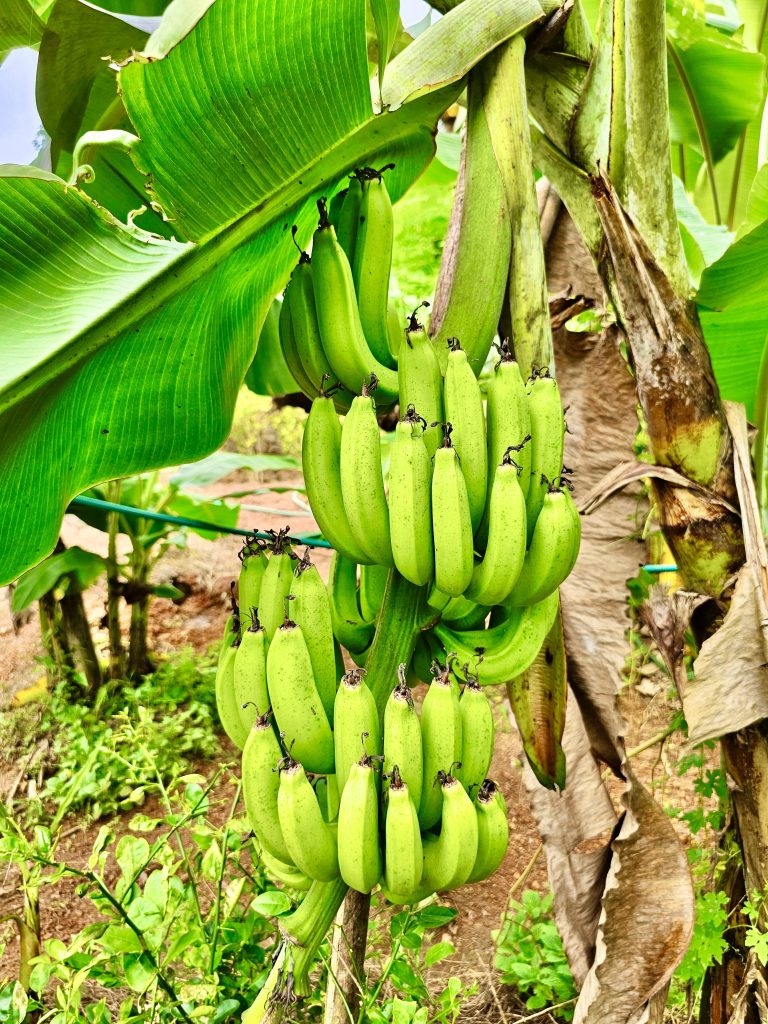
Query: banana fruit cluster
278 168 401 411
220 569 509 900
302 336 580 651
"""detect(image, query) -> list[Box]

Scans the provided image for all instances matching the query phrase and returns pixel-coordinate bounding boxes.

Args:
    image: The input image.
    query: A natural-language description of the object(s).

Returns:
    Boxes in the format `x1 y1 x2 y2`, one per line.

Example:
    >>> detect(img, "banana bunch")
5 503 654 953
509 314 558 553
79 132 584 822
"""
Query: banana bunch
278 167 401 411
302 333 580 621
230 633 508 900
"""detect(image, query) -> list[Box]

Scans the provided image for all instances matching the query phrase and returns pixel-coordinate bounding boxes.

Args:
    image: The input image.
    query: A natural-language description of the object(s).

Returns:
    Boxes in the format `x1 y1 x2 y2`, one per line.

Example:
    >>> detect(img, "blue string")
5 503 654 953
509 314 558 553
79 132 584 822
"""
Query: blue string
67 495 332 548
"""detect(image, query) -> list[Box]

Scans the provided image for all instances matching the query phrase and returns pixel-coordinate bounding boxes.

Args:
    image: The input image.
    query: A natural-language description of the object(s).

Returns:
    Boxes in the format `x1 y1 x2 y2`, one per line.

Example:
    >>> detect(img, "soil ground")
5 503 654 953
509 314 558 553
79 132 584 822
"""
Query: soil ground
0 447 702 1022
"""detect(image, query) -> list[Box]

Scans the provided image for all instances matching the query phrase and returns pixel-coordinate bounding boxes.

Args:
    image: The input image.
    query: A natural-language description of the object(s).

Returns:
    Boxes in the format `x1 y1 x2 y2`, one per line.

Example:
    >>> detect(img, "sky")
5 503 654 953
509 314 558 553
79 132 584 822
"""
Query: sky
0 0 435 165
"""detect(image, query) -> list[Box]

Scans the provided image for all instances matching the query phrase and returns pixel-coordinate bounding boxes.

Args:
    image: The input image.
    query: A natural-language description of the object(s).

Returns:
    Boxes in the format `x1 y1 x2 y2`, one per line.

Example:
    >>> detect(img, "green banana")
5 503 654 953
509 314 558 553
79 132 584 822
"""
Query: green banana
333 668 381 795
215 639 248 749
291 551 337 723
443 339 487 532
383 665 423 810
258 844 312 891
259 530 296 639
387 305 405 362
418 663 462 829
435 590 559 686
384 765 423 898
456 675 494 795
442 596 490 631
311 200 399 404
431 424 474 598
233 613 269 731
279 276 319 400
422 771 478 891
277 757 339 882
507 481 581 607
222 582 239 648
303 392 372 564
340 390 394 567
467 779 509 883
266 613 335 774
286 253 341 400
245 296 299 397
242 711 292 862
358 563 390 623
352 172 397 369
337 753 383 893
466 451 527 606
328 552 375 654
525 368 565 543
238 537 267 621
336 175 363 262
388 407 434 586
398 307 444 457
328 187 348 236
484 342 531 514
506 609 567 790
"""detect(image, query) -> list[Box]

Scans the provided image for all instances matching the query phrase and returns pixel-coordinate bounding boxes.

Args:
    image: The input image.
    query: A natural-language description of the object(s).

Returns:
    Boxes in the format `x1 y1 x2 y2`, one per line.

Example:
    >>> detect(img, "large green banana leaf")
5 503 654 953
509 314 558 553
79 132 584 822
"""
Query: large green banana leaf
0 0 544 584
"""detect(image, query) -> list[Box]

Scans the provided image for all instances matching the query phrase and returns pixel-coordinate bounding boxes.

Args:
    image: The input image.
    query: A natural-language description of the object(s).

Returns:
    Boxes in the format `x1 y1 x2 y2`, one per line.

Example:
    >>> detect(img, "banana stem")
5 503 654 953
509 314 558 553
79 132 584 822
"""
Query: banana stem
364 570 429 714
480 35 553 378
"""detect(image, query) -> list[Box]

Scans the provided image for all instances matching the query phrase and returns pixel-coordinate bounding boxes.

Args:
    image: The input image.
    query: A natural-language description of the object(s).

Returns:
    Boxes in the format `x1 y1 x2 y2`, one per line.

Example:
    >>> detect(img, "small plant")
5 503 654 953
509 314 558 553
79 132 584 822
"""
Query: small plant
361 901 476 1024
3 650 221 824
494 889 578 1021
1 774 281 1023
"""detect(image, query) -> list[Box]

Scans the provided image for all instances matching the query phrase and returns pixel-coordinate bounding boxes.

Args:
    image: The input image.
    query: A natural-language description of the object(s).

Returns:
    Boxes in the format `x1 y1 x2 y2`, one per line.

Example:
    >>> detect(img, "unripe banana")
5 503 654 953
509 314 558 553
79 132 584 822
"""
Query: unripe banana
233 613 269 731
336 175 363 262
333 668 382 795
337 754 383 893
238 538 268 618
467 779 509 883
443 339 487 532
328 187 348 236
431 425 474 598
222 581 240 647
435 590 559 686
422 771 478 891
242 711 292 862
466 452 527 606
303 393 372 564
525 368 565 543
442 596 490 631
277 758 339 882
215 640 248 749
279 277 319 400
340 390 394 567
507 609 567 790
246 297 299 397
398 308 443 457
507 481 580 607
456 676 494 795
358 562 390 623
387 304 405 362
267 613 335 774
388 408 435 586
258 844 312 891
311 201 399 404
383 666 423 809
259 531 296 639
291 551 337 723
384 765 423 897
352 173 397 369
328 552 375 654
287 254 344 401
418 664 462 829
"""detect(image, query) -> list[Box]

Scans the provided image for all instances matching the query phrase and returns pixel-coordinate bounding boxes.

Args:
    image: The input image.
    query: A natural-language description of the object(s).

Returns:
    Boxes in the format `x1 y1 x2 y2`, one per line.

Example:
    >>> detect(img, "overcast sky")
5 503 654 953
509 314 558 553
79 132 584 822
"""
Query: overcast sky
0 0 434 165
